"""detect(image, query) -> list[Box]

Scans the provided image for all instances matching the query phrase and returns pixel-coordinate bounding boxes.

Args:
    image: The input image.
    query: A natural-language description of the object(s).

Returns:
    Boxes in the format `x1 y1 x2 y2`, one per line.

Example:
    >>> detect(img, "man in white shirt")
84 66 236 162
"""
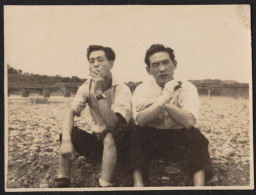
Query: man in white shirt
130 44 212 186
55 45 132 187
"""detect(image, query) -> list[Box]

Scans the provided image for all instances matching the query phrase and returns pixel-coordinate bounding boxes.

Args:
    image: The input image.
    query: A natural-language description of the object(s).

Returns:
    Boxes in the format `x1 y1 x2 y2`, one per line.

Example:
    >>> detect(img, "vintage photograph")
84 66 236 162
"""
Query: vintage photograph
4 5 253 191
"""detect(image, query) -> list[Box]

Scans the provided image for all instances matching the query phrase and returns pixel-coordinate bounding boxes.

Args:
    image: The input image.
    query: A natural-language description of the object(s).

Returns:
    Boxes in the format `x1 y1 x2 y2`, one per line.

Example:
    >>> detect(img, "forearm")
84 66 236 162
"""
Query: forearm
61 108 75 141
164 104 195 129
136 100 163 127
96 99 119 128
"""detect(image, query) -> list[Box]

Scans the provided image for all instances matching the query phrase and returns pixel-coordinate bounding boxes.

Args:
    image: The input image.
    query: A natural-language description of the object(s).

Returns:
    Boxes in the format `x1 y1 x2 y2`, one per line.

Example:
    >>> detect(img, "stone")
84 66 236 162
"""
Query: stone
218 165 228 172
42 163 50 169
78 156 86 161
45 173 51 180
161 176 170 181
208 175 219 183
165 166 181 175
240 177 246 182
222 147 235 158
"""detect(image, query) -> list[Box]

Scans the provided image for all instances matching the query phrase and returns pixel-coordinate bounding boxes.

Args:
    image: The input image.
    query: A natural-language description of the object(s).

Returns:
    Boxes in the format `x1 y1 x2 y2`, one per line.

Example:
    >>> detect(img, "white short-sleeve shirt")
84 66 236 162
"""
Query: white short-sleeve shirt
70 75 132 133
132 77 199 130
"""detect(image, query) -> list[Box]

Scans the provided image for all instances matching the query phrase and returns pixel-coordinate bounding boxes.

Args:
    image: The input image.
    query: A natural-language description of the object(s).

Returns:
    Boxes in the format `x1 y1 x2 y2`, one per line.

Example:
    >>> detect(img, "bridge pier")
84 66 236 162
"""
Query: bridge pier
21 88 29 97
208 87 211 99
62 87 70 97
43 88 50 97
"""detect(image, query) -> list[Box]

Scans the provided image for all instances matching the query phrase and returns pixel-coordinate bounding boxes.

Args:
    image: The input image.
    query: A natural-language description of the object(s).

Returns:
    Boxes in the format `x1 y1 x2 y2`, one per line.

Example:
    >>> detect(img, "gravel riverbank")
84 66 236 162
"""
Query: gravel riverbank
6 96 251 188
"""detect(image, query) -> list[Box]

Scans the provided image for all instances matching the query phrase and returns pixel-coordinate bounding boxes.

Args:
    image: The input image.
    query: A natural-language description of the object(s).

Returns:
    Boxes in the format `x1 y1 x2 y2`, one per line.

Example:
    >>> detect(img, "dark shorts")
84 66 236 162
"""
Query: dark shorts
129 126 213 180
60 126 131 163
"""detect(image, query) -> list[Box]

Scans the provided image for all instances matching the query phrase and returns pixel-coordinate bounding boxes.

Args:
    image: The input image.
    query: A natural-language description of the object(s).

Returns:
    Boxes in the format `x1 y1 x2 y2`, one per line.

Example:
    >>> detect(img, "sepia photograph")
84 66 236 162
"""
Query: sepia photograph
4 5 253 191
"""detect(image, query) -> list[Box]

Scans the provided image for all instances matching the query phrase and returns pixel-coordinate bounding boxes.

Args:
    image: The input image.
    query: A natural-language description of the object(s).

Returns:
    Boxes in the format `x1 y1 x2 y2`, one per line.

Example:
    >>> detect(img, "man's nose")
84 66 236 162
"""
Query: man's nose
159 64 166 71
94 61 100 68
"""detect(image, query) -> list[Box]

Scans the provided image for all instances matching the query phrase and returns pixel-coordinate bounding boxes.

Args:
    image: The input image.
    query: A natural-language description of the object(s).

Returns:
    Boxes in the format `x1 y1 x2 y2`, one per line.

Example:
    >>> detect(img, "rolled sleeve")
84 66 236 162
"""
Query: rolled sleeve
178 83 199 121
111 84 132 124
70 83 89 116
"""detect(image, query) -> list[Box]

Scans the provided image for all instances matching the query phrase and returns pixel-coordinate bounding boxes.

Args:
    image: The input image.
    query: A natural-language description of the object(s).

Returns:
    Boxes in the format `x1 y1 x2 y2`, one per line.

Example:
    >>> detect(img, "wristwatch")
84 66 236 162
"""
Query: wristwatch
96 93 106 101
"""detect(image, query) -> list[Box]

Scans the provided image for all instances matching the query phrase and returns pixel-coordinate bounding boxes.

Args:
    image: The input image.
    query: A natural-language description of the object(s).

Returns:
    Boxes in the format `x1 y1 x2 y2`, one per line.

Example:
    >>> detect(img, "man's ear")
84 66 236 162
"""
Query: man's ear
146 66 152 75
110 61 114 68
174 60 177 69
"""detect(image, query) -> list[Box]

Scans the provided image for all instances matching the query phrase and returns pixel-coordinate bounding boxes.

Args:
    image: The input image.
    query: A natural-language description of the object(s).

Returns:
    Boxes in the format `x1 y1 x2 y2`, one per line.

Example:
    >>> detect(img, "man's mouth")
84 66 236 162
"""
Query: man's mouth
159 74 168 79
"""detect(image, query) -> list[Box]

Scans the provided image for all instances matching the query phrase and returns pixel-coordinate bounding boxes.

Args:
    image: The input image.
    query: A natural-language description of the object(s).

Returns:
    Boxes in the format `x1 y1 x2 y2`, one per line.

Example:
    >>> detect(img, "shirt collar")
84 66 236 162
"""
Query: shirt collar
150 76 177 90
150 77 163 90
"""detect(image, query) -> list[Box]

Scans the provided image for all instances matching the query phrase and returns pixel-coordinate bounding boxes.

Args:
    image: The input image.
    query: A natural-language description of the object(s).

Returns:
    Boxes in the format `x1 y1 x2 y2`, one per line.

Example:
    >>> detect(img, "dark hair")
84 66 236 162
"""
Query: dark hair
87 45 115 61
145 44 176 66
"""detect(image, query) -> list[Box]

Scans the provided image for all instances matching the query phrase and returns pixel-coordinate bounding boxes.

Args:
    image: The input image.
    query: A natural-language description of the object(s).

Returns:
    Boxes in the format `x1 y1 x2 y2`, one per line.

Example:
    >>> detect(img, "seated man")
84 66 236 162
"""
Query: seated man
130 44 212 187
56 45 132 187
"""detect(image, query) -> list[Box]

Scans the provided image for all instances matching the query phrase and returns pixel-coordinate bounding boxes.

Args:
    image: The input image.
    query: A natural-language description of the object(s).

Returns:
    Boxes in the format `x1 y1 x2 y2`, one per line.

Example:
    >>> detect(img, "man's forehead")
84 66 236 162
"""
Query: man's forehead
149 52 171 63
89 50 106 59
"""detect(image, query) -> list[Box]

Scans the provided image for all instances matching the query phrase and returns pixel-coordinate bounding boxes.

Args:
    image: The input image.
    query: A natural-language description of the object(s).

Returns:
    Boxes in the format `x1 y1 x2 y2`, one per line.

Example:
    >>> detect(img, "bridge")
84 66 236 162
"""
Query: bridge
8 82 249 98
8 82 84 97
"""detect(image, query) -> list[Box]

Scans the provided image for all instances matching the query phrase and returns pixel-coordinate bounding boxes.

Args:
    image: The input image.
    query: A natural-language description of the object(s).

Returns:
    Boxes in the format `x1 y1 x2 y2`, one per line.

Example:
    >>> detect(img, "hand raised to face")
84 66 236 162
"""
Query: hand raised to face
161 79 181 103
89 69 104 95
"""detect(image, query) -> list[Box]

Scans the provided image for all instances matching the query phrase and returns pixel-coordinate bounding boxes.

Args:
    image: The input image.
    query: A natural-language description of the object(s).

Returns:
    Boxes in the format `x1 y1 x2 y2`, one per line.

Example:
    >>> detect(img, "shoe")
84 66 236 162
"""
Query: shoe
54 176 71 188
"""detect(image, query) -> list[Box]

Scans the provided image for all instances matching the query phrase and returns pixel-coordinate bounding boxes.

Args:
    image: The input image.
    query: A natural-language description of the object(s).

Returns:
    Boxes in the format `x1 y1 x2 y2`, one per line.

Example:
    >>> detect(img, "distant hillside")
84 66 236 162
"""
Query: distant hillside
188 79 241 86
8 65 87 85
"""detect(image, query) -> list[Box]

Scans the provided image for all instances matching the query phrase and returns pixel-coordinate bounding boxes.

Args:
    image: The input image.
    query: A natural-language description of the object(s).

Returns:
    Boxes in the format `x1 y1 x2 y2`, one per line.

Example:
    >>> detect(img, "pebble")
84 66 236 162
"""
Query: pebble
240 177 246 182
161 176 170 181
45 173 51 180
218 165 228 172
222 147 235 158
78 156 86 161
208 175 219 183
42 163 50 169
15 159 23 163
165 166 181 175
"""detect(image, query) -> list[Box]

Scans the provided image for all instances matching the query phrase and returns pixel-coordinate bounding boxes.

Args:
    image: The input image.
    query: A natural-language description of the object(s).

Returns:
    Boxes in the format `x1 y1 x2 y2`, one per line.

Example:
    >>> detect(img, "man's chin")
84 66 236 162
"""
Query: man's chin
155 77 172 87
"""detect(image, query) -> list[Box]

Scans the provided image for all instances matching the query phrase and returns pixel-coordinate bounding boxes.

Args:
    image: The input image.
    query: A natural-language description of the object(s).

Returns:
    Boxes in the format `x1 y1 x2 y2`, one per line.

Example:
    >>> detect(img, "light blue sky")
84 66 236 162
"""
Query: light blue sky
4 5 251 83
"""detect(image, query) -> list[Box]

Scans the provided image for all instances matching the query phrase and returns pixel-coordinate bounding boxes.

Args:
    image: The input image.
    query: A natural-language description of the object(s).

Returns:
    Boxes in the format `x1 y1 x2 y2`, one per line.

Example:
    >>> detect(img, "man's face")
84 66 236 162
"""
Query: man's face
88 50 113 79
147 51 176 88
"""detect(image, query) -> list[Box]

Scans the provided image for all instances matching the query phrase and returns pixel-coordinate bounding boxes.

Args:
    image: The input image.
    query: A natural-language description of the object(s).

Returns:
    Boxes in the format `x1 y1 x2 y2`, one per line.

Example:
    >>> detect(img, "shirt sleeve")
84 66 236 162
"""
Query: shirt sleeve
131 84 147 123
70 82 89 116
177 82 199 121
111 83 132 124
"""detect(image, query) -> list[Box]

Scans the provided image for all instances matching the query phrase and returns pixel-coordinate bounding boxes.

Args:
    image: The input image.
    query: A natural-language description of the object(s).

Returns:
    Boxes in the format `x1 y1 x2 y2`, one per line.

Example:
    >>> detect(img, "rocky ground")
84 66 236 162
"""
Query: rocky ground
6 96 251 188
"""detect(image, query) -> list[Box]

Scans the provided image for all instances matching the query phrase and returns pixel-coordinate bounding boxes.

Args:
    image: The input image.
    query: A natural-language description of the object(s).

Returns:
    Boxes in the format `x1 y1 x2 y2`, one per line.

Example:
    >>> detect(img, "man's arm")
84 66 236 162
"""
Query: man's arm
136 99 164 127
135 80 179 127
164 104 195 129
60 108 76 160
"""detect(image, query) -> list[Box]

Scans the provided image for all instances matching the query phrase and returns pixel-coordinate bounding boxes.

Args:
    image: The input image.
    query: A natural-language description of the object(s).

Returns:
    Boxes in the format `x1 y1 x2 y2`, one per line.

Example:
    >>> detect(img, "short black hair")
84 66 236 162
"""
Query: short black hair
87 45 115 62
145 44 176 66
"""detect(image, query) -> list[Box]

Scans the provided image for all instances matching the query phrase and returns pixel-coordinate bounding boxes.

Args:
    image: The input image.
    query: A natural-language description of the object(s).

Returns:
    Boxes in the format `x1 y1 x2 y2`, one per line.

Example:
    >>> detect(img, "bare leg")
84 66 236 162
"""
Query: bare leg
57 153 71 177
100 133 117 185
193 170 205 186
133 169 144 187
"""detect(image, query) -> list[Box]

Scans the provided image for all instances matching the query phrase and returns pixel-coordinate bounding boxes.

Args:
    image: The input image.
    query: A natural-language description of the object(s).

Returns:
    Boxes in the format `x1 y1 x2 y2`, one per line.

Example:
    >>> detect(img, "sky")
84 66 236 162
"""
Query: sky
4 5 252 83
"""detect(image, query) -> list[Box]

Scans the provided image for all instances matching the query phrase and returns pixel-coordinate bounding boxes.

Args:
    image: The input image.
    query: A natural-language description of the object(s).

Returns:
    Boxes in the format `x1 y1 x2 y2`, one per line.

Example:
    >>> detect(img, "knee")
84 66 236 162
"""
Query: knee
103 133 116 149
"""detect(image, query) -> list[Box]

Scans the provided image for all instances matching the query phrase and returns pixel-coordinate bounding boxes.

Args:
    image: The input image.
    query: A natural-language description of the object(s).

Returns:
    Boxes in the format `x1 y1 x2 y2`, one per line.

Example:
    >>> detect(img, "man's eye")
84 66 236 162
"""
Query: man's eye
89 60 94 64
163 60 170 65
152 64 158 68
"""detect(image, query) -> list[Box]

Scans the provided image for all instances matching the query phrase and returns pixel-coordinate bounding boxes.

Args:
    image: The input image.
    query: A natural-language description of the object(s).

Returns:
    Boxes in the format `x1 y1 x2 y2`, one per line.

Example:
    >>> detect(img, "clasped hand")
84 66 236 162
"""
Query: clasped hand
161 79 180 103
60 140 75 160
